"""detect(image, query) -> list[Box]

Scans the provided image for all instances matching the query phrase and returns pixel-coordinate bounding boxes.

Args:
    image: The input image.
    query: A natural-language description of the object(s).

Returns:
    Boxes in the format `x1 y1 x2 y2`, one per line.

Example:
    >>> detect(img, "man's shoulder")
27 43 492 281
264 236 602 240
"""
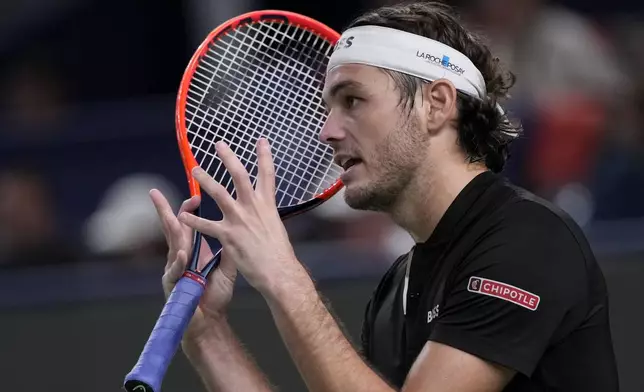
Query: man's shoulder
462 179 599 297
487 178 588 246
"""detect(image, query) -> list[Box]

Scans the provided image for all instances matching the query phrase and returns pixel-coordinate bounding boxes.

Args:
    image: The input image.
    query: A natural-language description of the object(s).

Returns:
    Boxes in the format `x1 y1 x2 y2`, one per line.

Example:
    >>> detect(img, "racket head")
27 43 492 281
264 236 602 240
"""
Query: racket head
175 10 344 209
122 13 346 392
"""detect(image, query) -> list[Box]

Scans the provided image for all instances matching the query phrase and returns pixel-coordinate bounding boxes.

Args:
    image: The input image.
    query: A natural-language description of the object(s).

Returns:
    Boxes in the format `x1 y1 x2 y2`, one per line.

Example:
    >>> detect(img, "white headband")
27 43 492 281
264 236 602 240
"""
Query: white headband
327 25 487 100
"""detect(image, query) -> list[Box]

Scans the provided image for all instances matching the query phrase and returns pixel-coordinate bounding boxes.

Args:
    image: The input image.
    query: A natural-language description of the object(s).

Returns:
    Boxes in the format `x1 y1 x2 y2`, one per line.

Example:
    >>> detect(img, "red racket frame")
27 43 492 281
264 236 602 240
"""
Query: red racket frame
176 10 343 201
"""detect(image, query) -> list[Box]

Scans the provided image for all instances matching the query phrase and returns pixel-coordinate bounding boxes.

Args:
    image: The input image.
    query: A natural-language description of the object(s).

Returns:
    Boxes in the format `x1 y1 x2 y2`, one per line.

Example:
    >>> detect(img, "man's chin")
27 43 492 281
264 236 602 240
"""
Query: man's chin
342 185 365 209
342 185 381 212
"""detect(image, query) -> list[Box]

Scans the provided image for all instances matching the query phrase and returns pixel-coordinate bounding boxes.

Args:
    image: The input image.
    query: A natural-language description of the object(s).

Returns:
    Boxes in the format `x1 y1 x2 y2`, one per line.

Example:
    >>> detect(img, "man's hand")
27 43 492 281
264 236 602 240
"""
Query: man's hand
149 189 237 341
177 138 304 296
150 188 278 392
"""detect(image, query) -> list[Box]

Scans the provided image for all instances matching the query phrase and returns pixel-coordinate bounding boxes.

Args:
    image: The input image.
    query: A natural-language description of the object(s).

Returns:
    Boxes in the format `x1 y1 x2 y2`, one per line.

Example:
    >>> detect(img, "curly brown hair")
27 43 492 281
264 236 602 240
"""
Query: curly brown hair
345 1 521 172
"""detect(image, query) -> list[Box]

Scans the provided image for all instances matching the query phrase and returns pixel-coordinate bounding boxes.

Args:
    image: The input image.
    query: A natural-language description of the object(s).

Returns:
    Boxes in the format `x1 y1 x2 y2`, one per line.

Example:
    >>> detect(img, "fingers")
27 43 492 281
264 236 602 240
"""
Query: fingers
150 189 176 235
168 249 188 279
178 194 201 215
256 138 276 201
214 141 255 203
191 139 275 209
162 249 188 297
150 189 199 230
178 210 222 237
152 189 201 249
191 166 237 215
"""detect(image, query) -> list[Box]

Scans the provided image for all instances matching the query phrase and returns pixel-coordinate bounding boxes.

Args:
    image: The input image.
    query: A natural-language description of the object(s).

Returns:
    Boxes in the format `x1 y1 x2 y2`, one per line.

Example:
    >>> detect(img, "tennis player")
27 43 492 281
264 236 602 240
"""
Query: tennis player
151 2 619 391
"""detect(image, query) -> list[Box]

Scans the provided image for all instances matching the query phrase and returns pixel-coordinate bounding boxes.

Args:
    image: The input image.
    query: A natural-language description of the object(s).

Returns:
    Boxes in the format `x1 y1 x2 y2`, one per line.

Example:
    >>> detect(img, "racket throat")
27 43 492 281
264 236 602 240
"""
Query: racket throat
183 271 207 287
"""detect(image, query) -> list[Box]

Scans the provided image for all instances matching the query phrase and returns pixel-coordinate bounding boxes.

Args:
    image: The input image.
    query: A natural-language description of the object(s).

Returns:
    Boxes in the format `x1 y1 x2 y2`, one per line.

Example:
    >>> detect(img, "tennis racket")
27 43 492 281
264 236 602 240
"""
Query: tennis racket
123 10 343 392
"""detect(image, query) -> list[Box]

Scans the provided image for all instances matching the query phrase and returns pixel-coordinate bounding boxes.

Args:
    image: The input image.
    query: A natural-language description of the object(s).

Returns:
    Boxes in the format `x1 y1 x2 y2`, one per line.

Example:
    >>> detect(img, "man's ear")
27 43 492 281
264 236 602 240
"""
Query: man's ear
422 79 458 133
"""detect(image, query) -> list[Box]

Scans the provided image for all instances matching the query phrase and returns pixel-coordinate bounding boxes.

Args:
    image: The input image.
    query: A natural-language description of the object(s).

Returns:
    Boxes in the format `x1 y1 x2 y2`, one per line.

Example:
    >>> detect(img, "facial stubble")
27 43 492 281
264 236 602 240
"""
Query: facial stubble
343 111 428 212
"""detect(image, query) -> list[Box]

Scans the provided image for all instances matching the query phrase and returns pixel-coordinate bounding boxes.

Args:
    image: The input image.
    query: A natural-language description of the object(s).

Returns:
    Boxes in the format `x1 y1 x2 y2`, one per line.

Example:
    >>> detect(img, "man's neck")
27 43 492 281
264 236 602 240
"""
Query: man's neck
390 161 487 243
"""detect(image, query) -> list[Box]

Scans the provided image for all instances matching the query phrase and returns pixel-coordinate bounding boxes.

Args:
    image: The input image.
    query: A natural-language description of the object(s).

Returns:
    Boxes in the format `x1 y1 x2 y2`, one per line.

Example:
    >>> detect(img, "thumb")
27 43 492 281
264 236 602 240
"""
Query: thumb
163 249 188 298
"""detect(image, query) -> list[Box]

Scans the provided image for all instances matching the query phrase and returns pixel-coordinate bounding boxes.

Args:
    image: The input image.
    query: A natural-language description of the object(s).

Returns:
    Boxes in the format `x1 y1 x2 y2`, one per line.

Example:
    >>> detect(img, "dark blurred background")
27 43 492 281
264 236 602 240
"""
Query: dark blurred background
0 0 642 391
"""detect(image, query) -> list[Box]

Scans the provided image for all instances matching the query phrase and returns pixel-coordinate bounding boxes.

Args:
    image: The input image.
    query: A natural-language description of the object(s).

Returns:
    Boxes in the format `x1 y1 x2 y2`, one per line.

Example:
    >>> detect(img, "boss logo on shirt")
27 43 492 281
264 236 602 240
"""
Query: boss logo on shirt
467 276 540 311
427 304 439 324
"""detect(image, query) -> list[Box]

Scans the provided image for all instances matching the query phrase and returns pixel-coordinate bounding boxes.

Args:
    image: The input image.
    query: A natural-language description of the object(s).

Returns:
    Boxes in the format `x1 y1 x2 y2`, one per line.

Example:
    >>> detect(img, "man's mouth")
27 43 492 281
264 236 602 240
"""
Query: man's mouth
341 158 362 171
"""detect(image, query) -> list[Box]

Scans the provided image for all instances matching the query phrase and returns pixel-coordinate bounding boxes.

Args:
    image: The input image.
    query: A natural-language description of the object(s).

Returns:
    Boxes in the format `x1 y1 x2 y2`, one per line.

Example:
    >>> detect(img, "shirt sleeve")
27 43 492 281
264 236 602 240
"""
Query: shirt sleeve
428 202 588 377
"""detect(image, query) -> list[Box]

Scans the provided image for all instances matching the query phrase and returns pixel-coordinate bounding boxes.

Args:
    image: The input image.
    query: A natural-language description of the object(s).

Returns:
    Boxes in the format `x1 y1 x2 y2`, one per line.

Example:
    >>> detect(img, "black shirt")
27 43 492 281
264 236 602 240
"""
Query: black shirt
361 171 619 391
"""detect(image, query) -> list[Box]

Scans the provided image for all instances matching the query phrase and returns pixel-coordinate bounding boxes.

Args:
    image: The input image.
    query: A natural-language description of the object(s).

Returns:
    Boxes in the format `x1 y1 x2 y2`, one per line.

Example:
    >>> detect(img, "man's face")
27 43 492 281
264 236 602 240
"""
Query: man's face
320 65 429 212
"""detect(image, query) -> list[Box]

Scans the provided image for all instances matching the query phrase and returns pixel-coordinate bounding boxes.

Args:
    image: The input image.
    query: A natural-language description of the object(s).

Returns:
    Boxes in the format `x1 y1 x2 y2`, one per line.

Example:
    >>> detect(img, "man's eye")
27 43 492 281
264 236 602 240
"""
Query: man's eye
343 96 359 109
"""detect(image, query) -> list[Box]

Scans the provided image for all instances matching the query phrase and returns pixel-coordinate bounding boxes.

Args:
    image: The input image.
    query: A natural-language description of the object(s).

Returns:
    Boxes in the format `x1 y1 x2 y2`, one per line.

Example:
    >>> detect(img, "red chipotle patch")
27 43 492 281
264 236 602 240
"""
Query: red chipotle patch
467 276 540 311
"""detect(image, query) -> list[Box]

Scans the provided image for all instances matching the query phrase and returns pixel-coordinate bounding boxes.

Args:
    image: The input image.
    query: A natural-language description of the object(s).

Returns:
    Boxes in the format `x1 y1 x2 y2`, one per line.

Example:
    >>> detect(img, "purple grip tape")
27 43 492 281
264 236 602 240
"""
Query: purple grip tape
123 274 205 392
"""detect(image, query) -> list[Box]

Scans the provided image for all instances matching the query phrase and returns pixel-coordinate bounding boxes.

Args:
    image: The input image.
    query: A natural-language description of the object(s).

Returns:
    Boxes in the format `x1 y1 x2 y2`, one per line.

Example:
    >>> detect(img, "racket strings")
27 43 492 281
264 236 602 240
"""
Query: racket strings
196 23 330 173
246 22 337 206
185 47 334 198
184 20 342 207
189 23 324 194
185 81 327 168
184 49 335 189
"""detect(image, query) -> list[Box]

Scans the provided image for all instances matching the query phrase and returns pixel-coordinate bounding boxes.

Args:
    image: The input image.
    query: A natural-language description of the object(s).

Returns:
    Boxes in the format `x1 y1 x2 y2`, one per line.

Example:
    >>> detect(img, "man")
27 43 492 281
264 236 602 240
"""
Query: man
151 2 619 391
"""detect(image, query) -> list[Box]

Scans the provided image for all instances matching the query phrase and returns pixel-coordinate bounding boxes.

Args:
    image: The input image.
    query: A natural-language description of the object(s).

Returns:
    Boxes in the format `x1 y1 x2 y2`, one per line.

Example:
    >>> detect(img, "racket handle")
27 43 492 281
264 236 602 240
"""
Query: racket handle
123 272 205 392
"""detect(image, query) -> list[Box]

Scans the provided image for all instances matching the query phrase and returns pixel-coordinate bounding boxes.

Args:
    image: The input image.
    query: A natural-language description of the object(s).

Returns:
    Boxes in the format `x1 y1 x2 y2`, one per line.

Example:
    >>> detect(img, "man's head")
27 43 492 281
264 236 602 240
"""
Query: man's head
320 1 519 212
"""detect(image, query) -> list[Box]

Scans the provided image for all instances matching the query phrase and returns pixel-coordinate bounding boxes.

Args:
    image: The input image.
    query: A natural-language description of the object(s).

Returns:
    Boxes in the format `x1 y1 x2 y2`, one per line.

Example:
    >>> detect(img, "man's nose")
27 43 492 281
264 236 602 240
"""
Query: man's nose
319 111 345 144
